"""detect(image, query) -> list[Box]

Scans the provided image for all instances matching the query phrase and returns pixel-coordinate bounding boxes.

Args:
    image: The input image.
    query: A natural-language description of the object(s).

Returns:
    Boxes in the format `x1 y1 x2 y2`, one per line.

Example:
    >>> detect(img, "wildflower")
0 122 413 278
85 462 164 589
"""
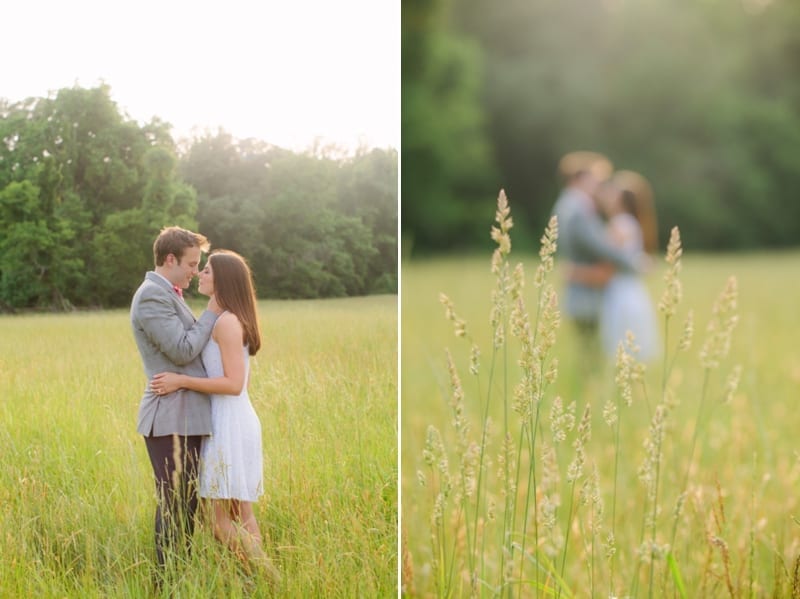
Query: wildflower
604 532 617 559
587 464 604 535
445 350 469 449
544 358 558 385
510 263 525 302
535 215 558 287
639 404 667 501
567 404 591 483
567 447 584 483
489 192 513 350
550 396 575 444
540 494 557 531
499 433 517 496
614 342 633 407
658 227 683 317
699 276 739 369
510 296 528 341
439 293 467 338
432 492 445 526
536 285 560 354
462 441 480 498
512 373 534 420
422 426 437 466
490 259 510 349
490 189 513 259
603 399 617 427
487 498 496 521
424 426 451 496
540 442 561 500
469 344 480 376
679 309 694 351
723 365 742 404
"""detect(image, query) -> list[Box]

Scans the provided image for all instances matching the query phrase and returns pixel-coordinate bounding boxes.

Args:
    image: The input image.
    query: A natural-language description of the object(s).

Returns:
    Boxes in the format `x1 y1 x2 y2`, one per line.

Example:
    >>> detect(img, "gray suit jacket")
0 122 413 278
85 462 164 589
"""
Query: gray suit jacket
130 272 218 436
553 187 641 323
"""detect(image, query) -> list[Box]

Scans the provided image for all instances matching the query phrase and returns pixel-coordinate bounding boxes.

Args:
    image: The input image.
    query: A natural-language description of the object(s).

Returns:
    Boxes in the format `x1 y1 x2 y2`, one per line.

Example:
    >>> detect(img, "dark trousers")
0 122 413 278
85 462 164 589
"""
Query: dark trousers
144 434 203 569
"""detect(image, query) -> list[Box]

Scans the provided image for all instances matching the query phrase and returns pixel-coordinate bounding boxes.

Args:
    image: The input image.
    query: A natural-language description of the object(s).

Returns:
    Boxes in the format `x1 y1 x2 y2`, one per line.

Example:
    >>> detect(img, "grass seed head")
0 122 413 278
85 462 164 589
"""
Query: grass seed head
723 364 742 404
699 276 739 369
535 215 558 286
679 309 694 351
439 293 467 338
658 226 683 317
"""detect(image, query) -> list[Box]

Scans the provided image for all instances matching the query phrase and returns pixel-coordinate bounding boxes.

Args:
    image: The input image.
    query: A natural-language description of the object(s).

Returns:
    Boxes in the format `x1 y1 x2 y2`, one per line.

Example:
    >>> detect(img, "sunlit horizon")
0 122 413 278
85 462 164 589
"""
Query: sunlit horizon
2 0 398 153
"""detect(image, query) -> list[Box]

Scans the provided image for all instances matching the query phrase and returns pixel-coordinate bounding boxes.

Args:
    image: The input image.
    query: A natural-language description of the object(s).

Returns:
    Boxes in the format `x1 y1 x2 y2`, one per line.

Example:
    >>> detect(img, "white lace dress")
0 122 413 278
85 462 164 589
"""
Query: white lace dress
198 333 264 502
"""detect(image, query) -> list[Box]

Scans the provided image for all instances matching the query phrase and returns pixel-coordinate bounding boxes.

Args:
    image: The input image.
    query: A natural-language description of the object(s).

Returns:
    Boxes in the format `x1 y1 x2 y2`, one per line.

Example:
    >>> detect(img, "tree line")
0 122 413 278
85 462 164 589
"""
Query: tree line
0 85 397 310
402 0 800 254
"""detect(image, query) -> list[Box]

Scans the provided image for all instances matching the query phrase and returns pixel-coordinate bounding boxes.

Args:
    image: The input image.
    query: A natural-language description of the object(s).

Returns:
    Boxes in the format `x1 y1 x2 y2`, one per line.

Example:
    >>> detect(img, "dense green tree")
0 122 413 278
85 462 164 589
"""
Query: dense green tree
0 86 397 310
402 0 800 252
401 0 498 253
337 148 398 292
0 86 193 309
0 181 84 309
183 133 397 299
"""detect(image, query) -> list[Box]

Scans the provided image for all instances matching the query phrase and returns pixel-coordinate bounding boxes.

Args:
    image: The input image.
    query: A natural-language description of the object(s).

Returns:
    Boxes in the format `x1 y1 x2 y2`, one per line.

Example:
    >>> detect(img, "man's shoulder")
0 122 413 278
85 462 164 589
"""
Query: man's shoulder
131 275 170 311
555 187 591 209
553 188 585 227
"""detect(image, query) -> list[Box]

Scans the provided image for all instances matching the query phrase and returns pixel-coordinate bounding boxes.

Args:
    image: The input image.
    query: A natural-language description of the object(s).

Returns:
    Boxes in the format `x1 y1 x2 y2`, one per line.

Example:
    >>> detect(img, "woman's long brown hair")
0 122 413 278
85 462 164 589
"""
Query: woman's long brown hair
208 250 261 355
613 170 659 254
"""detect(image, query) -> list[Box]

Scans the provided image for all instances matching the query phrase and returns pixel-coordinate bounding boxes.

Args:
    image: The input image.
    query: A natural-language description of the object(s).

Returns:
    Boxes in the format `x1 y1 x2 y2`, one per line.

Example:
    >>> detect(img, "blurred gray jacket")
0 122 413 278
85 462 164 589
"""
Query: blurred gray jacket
552 187 640 324
130 271 218 436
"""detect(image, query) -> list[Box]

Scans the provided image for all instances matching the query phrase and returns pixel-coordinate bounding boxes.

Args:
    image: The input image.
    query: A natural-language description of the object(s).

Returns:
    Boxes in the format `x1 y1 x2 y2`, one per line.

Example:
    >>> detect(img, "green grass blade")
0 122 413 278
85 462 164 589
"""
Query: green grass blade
667 552 688 599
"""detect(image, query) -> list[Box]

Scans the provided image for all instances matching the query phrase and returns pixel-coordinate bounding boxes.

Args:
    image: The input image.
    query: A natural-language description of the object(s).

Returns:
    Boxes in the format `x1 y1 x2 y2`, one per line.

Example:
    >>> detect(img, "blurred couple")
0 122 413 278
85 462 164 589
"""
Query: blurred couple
130 226 280 587
552 151 659 363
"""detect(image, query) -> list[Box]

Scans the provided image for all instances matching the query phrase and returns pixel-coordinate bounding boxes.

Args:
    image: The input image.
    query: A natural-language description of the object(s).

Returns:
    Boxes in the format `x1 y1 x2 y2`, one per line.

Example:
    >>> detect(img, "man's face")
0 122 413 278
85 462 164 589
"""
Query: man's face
165 246 202 288
582 171 601 198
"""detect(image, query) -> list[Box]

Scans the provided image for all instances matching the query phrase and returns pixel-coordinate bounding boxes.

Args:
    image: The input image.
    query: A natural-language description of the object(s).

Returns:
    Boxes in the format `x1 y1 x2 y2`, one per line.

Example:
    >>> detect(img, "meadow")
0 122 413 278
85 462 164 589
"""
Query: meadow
401 204 800 597
0 295 397 597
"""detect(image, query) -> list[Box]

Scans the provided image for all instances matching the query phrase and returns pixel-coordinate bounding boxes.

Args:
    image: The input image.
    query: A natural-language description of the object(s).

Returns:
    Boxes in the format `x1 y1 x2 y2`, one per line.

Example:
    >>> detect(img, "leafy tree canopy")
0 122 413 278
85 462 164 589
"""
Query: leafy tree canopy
0 86 397 310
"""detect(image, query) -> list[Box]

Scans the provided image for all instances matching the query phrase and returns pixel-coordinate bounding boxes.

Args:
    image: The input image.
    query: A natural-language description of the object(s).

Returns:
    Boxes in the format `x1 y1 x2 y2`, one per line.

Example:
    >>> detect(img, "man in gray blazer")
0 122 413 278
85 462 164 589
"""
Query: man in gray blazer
552 152 644 336
130 226 222 571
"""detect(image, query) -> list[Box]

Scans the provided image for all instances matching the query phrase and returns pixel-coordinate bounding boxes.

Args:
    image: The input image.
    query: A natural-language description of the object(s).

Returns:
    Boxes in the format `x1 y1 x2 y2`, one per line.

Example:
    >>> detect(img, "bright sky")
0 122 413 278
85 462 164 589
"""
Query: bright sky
2 0 399 152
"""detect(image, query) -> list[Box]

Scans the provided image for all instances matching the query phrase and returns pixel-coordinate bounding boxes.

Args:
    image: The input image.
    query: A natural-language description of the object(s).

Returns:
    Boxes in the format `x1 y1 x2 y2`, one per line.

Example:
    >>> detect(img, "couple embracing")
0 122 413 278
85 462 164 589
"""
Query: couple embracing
554 151 660 364
130 226 279 584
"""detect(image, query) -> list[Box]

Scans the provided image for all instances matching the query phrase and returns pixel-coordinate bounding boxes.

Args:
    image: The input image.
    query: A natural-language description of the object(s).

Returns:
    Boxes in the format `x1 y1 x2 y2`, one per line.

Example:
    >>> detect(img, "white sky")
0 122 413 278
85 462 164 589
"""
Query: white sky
2 0 399 152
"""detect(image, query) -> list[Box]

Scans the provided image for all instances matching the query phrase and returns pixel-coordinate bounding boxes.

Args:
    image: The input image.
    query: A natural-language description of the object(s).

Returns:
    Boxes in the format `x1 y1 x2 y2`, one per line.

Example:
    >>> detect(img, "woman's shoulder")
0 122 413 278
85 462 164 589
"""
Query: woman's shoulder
610 213 642 236
212 310 244 338
611 212 638 227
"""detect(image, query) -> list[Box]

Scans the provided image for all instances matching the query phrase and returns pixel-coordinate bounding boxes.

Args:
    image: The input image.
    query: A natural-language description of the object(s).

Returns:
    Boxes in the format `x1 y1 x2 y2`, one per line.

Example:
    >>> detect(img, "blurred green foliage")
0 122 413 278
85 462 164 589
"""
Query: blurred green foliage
0 86 397 310
402 0 800 253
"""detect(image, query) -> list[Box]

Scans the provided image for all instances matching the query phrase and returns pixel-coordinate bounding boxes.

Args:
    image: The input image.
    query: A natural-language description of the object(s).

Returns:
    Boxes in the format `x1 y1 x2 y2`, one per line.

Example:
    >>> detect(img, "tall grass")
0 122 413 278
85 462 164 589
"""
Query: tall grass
0 295 397 597
402 191 800 597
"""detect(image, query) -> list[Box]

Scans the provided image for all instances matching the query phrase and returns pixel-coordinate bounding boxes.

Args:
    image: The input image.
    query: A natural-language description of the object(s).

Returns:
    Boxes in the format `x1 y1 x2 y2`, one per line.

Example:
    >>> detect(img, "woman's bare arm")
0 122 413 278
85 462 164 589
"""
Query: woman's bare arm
151 312 246 396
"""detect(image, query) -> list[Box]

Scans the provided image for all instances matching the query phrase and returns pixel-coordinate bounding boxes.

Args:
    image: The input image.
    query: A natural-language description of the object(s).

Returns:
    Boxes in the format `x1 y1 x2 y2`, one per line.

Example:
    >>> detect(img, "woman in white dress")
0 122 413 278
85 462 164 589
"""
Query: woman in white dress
150 249 278 579
598 172 660 361
569 170 660 362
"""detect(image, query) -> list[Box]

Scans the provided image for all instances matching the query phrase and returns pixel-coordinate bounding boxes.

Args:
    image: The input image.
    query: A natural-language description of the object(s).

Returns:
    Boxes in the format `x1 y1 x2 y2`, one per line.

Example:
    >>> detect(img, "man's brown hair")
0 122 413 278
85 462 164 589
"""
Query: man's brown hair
153 226 210 266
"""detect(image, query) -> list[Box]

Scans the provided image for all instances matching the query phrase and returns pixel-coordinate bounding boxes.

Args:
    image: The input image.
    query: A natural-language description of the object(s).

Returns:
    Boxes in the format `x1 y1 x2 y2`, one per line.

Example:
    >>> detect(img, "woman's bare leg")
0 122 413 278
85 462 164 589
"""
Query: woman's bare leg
209 499 243 554
210 499 280 583
238 502 264 545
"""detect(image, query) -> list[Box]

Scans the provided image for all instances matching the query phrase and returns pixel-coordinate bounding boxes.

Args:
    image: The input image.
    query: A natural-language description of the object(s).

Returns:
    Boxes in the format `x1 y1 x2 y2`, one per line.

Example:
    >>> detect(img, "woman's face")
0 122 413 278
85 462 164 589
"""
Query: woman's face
597 183 622 218
198 260 215 297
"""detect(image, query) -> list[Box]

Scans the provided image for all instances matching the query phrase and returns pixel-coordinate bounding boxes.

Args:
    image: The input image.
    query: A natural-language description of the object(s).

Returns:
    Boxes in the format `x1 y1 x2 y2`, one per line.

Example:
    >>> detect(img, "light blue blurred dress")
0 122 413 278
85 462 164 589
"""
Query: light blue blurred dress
600 213 660 362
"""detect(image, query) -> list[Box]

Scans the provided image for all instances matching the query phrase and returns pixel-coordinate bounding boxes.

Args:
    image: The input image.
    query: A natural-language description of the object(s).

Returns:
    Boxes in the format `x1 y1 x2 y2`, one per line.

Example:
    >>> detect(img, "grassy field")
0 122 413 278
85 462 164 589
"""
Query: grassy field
0 295 397 597
401 227 800 597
